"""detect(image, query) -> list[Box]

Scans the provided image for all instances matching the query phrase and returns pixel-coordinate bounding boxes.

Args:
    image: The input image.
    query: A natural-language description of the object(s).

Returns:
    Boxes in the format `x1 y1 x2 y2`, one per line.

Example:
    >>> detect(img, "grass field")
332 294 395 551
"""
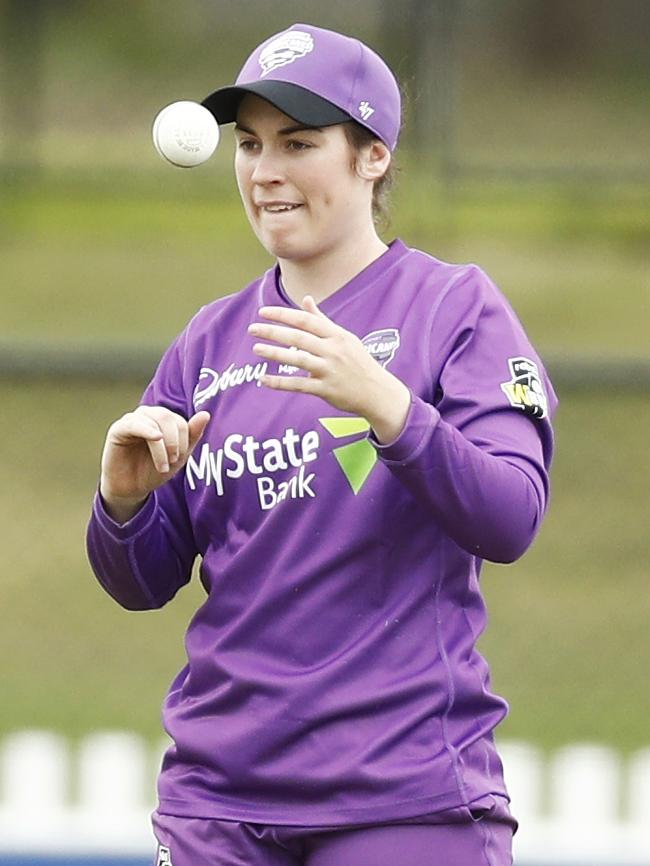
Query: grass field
1 158 648 355
0 161 648 758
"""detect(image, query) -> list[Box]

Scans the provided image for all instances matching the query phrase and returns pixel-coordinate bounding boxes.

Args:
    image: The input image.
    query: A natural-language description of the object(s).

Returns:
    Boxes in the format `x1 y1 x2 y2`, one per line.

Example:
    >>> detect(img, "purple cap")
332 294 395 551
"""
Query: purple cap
202 23 401 151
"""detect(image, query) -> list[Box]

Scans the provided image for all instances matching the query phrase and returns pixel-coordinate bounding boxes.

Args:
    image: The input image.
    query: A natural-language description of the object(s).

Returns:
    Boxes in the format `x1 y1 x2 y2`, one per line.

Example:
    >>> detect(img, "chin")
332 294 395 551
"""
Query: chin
258 232 317 262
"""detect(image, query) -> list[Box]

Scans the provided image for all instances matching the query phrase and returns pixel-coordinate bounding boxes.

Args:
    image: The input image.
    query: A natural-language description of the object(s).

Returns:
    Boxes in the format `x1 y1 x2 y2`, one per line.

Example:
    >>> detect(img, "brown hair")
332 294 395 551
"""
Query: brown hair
342 121 397 230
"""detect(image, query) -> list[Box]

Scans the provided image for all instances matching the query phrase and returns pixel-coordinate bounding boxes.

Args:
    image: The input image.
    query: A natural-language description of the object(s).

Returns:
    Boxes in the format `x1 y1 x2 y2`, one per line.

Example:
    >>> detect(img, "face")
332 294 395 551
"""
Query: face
233 94 387 263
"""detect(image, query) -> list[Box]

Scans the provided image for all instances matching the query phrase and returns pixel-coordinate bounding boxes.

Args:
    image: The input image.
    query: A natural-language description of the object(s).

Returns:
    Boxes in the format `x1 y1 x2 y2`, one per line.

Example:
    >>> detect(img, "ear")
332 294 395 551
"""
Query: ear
355 140 391 182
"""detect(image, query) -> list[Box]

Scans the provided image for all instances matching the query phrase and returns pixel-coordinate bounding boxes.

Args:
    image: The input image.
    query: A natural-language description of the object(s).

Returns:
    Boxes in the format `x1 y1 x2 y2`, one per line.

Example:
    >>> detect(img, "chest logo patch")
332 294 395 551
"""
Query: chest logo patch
259 31 314 77
319 416 376 495
500 356 548 419
193 362 268 408
362 328 400 368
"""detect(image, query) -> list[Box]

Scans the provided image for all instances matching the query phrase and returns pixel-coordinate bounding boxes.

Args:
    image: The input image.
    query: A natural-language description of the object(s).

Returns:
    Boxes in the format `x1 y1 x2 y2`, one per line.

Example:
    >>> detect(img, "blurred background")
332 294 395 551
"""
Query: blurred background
0 0 648 862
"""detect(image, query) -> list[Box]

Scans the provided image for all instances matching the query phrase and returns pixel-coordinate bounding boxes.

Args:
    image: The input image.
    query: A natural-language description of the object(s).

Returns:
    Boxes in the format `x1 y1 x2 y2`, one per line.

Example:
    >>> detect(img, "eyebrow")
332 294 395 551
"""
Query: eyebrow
234 122 324 136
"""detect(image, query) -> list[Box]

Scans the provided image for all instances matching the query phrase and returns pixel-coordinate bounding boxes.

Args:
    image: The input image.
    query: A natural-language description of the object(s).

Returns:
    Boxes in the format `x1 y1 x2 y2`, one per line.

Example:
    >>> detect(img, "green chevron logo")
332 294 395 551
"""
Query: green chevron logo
318 416 377 495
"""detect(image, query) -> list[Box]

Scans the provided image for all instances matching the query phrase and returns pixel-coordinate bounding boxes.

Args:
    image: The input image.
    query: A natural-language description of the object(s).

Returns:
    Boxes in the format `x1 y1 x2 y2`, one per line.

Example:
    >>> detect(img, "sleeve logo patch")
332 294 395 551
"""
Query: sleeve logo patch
500 356 548 419
156 845 173 866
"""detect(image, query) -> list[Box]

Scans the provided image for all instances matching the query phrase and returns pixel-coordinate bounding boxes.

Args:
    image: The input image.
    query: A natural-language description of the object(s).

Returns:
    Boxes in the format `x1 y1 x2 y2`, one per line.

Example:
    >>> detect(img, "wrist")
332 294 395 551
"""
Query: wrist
362 372 411 445
99 483 149 525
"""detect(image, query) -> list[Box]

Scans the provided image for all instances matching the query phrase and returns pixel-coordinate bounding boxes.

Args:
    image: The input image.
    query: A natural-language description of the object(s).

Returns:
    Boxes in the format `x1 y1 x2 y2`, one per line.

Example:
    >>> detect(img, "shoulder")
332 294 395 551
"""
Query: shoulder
182 272 266 342
412 244 499 295
395 241 514 326
147 269 269 392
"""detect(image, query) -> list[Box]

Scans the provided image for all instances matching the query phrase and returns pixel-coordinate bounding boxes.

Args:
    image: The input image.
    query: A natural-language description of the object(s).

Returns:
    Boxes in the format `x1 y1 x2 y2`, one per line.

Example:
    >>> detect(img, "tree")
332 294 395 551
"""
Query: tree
1 0 49 170
379 0 459 168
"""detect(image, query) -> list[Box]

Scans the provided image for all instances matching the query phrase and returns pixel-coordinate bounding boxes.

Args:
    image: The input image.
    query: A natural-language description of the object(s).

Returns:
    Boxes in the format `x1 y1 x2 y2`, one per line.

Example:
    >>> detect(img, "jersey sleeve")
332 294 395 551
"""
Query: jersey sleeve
368 265 558 564
85 328 200 610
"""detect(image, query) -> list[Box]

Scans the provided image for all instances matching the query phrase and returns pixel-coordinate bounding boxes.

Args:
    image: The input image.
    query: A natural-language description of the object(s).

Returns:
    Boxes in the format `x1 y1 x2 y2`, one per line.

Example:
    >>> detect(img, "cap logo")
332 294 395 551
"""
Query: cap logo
259 31 314 77
358 101 375 121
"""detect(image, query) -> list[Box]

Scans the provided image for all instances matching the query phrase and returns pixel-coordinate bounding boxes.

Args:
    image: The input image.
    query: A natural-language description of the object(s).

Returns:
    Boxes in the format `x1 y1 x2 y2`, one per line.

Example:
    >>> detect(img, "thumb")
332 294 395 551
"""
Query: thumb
187 411 210 454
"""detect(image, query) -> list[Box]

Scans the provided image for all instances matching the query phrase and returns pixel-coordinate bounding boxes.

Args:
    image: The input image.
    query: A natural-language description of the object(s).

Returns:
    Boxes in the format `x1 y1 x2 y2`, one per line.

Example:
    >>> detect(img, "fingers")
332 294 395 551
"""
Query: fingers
252 305 333 339
147 435 173 474
107 411 164 446
247 301 334 369
146 408 181 470
188 411 211 454
252 342 324 375
248 321 324 354
260 372 317 394
301 294 327 317
177 417 189 463
101 406 211 507
125 406 203 474
139 408 210 473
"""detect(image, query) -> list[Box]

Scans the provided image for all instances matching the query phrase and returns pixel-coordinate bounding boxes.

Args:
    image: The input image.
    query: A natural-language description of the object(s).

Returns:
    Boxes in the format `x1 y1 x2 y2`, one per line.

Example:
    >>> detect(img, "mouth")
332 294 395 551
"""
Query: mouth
257 203 303 215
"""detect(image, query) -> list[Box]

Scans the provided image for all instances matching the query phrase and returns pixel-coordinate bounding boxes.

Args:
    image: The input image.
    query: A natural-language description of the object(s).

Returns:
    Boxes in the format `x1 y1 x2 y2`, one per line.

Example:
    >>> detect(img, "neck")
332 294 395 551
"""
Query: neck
278 228 389 306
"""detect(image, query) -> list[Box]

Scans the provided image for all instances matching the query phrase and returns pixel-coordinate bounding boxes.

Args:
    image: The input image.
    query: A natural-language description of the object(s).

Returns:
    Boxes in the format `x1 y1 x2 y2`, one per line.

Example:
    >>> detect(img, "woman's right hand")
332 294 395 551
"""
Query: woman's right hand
99 406 210 524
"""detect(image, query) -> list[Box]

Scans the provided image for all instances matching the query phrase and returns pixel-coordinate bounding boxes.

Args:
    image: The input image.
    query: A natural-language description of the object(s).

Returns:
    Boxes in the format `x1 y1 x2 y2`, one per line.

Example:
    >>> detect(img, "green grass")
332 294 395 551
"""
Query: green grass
0 380 648 759
481 393 650 754
0 380 205 738
1 162 648 355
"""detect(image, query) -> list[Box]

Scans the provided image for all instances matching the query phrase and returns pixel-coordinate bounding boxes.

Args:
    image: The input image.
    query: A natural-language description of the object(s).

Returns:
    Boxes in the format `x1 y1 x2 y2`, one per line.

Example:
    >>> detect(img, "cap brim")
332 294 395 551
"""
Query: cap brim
201 80 350 128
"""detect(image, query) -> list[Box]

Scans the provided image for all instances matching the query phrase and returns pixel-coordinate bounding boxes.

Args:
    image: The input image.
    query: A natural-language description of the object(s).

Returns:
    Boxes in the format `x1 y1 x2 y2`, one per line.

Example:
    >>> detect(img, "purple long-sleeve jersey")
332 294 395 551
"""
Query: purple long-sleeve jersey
87 239 557 825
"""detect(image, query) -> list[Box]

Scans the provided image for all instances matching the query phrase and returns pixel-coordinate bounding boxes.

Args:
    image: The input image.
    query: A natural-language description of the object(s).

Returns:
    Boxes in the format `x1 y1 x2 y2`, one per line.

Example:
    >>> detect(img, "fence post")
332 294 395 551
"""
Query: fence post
77 731 150 814
628 747 650 825
0 729 69 845
498 738 544 824
549 742 621 825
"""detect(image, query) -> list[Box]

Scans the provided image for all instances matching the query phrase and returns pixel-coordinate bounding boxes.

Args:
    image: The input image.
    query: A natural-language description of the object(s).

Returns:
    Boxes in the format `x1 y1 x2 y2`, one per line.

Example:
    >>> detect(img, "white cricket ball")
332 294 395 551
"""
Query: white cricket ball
152 101 220 168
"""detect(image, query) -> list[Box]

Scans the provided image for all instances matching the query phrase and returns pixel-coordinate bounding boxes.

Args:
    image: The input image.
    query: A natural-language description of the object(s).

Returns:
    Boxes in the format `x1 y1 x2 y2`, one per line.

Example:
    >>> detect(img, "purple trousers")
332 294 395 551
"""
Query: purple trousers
151 794 517 866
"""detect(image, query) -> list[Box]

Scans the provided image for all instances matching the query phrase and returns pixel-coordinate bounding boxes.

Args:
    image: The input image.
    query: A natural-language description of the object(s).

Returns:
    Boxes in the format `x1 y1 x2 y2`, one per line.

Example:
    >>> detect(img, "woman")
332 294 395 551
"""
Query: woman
87 22 557 866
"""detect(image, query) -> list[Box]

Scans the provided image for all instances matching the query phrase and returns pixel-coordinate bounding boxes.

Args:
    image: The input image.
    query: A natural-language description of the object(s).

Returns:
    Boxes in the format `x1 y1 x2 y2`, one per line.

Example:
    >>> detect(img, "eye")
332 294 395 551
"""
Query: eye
236 138 259 152
286 140 312 152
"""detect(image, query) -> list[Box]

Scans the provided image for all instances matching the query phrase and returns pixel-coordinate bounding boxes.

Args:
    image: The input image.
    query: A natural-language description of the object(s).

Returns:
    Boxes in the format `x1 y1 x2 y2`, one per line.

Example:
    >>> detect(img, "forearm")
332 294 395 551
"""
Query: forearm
86 490 195 610
369 392 548 563
99 487 150 525
360 368 412 445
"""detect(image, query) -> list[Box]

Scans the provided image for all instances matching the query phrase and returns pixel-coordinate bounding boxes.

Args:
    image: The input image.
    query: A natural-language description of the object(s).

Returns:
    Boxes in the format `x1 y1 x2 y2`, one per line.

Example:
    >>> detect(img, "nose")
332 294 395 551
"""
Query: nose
250 146 284 186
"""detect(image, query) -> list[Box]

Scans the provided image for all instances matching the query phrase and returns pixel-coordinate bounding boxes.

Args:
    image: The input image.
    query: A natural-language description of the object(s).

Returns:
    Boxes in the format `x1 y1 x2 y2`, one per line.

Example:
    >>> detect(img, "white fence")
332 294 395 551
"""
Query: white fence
0 731 649 864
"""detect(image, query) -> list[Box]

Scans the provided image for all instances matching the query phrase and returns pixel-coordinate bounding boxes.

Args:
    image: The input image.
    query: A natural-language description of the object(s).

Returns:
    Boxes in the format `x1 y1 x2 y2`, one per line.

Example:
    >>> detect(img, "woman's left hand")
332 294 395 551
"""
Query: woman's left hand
248 296 411 441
